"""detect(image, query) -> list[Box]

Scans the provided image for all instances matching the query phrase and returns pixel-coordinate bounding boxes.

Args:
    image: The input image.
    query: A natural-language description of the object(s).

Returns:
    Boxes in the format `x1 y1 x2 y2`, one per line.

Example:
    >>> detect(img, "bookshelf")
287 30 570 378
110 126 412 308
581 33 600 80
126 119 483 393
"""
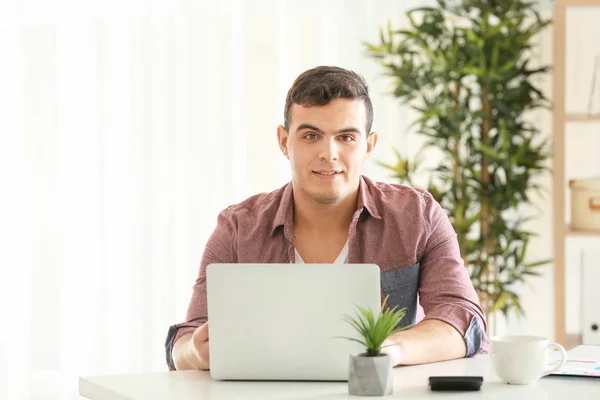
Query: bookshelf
553 0 600 348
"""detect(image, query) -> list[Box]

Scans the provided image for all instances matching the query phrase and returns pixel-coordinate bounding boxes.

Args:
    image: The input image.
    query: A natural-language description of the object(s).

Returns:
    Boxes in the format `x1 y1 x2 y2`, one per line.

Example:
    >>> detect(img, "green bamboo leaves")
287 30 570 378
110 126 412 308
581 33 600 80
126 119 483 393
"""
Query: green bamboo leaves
364 0 552 321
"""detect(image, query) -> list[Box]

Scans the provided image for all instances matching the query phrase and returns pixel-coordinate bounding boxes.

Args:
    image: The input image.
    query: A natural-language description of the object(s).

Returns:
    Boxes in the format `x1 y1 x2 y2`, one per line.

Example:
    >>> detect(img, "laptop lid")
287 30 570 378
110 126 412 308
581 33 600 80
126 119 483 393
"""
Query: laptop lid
206 263 381 381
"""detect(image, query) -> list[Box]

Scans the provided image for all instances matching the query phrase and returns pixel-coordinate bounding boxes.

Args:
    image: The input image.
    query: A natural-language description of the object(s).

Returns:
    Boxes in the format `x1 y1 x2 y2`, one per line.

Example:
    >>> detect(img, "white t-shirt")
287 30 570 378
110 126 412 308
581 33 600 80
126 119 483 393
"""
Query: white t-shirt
294 239 349 264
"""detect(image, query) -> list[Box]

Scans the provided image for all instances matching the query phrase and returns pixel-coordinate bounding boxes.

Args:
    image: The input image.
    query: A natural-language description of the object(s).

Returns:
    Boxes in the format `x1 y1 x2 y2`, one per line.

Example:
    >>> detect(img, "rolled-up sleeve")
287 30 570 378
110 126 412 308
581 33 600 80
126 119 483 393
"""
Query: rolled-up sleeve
418 194 488 356
164 208 237 370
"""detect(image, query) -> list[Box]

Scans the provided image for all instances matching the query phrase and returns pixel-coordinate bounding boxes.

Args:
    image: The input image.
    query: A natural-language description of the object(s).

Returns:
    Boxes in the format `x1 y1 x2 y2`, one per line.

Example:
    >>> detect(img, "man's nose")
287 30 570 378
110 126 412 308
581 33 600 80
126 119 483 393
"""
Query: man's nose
318 139 339 161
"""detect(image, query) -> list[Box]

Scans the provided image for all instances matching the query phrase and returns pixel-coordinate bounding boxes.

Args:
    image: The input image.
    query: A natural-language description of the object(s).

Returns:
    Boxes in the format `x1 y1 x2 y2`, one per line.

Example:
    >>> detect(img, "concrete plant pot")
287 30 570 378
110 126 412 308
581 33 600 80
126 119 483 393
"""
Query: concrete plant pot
348 353 393 396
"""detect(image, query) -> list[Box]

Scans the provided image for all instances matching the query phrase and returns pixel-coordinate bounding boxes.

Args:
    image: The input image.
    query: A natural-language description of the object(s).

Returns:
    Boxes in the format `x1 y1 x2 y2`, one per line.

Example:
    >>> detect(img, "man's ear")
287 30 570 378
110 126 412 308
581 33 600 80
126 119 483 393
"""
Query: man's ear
366 131 378 158
277 125 289 159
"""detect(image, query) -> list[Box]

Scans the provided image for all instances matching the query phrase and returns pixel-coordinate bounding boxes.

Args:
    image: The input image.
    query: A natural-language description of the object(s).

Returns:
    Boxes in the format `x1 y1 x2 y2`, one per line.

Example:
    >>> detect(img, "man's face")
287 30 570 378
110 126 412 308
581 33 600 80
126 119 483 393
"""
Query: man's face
277 98 378 204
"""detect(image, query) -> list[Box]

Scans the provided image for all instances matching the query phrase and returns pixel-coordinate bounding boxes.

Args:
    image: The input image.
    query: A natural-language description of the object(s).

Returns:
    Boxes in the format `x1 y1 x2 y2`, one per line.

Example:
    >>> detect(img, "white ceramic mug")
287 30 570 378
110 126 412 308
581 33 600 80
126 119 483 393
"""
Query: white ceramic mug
490 335 567 385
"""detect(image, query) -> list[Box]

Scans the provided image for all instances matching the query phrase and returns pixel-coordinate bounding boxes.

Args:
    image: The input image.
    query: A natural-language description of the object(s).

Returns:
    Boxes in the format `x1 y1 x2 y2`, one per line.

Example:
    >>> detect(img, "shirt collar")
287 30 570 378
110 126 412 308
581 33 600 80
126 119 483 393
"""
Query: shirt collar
357 175 382 220
270 175 382 235
271 182 294 235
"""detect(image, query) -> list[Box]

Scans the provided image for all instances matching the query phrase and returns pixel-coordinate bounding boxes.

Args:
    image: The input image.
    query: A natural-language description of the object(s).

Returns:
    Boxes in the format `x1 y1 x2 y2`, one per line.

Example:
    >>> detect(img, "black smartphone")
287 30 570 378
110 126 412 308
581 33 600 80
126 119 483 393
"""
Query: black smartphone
429 376 483 391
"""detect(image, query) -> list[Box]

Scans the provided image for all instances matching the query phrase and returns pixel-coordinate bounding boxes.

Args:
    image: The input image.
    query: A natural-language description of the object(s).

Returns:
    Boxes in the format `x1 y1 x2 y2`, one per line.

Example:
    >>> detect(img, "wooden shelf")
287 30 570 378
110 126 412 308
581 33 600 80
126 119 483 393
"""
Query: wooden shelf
557 0 600 6
565 225 600 236
565 114 600 122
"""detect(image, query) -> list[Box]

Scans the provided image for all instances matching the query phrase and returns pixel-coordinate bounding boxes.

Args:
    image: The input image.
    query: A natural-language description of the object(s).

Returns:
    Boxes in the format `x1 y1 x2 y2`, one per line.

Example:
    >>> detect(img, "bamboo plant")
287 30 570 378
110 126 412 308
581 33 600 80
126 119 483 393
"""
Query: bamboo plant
364 0 552 330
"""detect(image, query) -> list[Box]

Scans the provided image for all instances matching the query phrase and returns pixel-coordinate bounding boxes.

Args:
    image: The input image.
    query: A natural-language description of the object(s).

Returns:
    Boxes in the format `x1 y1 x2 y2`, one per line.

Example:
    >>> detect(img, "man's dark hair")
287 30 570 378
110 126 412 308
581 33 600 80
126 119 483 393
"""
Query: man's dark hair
283 66 374 133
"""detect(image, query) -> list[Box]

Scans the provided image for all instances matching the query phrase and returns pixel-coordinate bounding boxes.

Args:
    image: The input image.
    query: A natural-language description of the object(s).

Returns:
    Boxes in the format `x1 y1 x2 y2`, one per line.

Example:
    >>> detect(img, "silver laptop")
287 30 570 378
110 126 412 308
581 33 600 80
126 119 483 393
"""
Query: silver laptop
206 263 381 381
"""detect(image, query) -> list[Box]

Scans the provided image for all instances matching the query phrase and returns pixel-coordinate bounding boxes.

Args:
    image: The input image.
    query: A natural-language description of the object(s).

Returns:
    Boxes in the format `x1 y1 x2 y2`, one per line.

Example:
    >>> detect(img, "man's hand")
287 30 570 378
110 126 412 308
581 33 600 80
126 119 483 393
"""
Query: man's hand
192 322 210 368
172 322 210 370
381 338 402 367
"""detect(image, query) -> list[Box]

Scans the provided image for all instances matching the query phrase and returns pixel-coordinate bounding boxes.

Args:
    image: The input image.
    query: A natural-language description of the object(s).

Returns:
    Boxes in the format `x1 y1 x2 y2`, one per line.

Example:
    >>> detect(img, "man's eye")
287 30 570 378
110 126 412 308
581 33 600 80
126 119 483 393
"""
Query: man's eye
304 133 318 140
341 135 355 142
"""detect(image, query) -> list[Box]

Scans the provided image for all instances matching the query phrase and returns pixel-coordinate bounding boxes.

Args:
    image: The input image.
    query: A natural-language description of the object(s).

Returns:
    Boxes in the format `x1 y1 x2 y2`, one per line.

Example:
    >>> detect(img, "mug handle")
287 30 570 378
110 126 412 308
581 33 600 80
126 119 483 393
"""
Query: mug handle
542 342 567 376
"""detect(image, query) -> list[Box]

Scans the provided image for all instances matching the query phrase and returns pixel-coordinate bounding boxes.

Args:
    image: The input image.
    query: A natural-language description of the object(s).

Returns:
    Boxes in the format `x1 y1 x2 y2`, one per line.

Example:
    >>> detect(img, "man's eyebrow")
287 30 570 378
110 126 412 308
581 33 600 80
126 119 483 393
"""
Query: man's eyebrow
338 127 362 135
295 124 323 133
295 124 363 135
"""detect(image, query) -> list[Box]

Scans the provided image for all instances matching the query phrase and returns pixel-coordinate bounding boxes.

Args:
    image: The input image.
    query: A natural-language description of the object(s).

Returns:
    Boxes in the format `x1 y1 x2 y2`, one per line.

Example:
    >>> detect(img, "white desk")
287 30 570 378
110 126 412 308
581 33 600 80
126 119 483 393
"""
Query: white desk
80 348 600 399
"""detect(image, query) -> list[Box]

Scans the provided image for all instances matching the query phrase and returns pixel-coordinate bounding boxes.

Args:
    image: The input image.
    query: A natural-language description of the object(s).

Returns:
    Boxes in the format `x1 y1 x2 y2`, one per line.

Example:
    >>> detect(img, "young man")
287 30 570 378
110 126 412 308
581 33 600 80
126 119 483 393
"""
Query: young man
165 66 487 371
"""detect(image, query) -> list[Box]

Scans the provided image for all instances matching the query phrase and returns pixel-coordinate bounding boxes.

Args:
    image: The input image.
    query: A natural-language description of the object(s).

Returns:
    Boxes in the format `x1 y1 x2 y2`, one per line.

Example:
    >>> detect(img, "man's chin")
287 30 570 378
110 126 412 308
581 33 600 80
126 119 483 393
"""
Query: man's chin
293 179 351 204
308 190 342 204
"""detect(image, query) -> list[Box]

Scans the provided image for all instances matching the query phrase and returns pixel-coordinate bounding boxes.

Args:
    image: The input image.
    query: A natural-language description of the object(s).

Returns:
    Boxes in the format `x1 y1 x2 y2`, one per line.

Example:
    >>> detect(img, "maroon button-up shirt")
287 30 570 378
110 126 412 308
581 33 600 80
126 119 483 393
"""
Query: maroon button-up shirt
165 175 488 369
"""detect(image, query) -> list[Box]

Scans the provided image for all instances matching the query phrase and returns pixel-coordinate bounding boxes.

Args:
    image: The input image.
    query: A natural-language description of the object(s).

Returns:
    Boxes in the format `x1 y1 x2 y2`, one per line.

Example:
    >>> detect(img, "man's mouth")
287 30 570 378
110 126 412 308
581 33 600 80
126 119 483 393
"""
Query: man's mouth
313 171 343 175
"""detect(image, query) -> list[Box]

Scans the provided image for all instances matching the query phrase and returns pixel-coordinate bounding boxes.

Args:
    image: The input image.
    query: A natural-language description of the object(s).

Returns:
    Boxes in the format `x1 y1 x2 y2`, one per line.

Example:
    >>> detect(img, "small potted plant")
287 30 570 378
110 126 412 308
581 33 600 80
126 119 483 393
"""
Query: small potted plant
338 295 408 396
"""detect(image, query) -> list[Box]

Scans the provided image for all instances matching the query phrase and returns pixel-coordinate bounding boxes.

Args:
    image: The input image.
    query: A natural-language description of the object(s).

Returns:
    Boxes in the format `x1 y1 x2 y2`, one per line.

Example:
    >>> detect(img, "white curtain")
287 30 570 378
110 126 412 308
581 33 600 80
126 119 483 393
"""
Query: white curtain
0 0 552 399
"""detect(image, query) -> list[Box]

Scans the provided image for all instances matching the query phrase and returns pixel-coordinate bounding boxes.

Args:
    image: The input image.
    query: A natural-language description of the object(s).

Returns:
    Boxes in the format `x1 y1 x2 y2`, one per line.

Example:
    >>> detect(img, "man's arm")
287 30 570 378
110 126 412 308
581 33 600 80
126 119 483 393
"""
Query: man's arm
394 191 488 366
383 319 466 367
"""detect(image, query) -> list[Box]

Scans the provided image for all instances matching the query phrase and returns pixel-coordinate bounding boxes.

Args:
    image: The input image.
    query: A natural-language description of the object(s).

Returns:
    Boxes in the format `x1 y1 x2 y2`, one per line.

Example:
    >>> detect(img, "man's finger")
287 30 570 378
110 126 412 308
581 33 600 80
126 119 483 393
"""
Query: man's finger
193 322 209 343
198 341 210 365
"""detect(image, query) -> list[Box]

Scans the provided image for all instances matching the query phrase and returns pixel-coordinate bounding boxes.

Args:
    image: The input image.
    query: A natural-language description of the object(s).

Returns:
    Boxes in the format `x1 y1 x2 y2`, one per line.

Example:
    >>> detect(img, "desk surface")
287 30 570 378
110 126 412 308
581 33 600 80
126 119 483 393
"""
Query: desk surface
80 347 600 400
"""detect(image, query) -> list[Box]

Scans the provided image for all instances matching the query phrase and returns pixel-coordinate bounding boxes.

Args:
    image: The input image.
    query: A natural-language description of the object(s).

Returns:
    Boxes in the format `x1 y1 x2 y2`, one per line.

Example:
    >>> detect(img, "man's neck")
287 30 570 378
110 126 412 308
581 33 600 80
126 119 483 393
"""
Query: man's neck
292 184 359 233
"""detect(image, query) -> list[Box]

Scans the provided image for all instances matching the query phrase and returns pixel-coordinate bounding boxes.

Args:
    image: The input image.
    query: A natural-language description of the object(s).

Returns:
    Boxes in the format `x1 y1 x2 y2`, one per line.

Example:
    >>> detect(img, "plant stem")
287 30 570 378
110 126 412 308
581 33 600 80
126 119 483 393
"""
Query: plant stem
452 81 467 265
481 86 492 319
